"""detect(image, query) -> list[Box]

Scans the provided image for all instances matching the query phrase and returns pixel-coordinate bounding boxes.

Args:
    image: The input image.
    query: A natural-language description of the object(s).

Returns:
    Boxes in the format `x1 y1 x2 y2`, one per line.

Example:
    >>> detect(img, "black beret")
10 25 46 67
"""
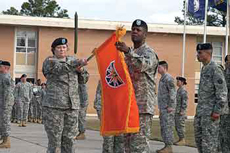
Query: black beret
132 19 148 32
0 60 2 65
51 38 68 48
176 76 187 85
2 61 11 66
159 61 168 65
20 74 27 79
225 55 230 62
196 43 213 51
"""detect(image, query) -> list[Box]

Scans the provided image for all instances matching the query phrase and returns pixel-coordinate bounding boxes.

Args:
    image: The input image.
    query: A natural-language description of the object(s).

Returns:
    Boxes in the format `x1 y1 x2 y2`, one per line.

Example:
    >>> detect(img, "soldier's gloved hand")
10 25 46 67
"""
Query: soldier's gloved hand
167 107 173 113
211 112 220 121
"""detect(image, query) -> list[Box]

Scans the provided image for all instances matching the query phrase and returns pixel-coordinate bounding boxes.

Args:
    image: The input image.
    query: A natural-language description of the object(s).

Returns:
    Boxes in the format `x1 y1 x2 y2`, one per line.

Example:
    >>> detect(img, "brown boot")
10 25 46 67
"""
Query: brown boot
18 121 23 127
74 133 86 140
33 119 37 123
174 138 185 146
0 137 11 148
22 121 27 127
156 146 173 153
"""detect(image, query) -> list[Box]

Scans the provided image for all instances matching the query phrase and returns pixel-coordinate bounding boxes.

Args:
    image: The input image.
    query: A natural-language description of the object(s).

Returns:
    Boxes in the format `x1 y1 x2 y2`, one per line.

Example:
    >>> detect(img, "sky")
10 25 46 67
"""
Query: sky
0 0 184 24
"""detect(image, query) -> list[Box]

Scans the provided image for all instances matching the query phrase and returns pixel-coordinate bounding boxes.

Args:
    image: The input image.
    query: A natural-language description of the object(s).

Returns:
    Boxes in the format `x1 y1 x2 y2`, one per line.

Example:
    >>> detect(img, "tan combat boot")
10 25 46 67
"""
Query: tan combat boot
174 138 185 146
18 121 23 127
156 145 173 153
13 119 17 123
0 137 11 148
22 121 27 127
75 133 86 140
33 119 37 123
38 119 42 124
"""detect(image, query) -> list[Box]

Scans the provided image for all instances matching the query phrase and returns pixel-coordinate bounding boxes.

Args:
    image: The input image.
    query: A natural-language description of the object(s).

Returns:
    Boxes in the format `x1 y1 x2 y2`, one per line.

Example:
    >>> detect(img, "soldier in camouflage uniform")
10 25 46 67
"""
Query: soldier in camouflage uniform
94 80 125 153
194 43 227 153
42 37 89 153
115 19 159 153
157 61 176 153
0 61 14 148
31 79 43 123
219 55 230 153
174 77 188 146
75 83 89 140
14 74 32 127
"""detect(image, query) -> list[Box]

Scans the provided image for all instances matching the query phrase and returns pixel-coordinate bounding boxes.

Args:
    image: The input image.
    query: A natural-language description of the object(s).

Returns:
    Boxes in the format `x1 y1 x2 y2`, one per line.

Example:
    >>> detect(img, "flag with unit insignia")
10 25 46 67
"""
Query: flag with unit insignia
188 0 206 20
95 27 140 136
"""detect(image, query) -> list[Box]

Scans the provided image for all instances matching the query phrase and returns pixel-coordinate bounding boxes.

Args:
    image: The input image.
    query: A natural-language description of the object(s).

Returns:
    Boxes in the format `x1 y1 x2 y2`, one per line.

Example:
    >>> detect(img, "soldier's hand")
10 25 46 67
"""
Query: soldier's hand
115 42 129 53
180 112 185 116
211 112 220 121
167 107 173 113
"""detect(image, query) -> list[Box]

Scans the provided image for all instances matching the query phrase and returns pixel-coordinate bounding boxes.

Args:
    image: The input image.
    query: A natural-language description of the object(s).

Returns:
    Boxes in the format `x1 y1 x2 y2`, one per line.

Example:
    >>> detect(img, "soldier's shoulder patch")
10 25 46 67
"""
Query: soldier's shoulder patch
217 79 223 84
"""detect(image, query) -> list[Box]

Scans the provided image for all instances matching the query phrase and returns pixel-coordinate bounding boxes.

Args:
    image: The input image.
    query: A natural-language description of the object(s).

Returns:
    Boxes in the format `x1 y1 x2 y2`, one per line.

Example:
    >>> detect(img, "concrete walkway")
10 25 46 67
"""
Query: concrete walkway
0 123 198 153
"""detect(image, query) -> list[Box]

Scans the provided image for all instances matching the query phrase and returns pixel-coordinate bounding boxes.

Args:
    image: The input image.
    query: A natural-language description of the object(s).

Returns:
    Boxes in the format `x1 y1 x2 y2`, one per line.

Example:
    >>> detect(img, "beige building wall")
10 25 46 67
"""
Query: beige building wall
0 18 228 116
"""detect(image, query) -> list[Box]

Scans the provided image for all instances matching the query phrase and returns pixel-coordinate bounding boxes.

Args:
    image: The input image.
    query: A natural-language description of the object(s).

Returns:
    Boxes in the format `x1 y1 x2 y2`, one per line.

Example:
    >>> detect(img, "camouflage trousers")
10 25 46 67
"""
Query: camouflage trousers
43 107 78 153
0 103 13 137
175 113 186 139
17 100 29 121
194 115 220 153
78 105 88 133
32 99 42 120
159 111 174 146
11 102 17 120
219 114 230 153
125 114 152 153
97 110 125 153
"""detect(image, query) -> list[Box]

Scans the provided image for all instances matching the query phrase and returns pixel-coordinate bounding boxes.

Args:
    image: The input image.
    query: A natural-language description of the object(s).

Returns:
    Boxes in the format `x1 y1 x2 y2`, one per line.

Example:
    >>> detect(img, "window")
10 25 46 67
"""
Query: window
212 42 223 65
16 29 37 66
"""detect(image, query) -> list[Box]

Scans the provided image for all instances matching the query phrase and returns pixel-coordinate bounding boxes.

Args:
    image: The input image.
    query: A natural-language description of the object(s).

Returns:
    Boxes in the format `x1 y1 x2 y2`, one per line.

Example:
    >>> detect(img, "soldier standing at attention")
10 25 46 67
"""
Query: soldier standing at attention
42 37 89 153
219 55 230 153
14 74 32 127
75 83 89 140
194 43 227 153
94 80 125 153
157 61 176 153
115 19 159 153
174 77 188 146
0 61 14 148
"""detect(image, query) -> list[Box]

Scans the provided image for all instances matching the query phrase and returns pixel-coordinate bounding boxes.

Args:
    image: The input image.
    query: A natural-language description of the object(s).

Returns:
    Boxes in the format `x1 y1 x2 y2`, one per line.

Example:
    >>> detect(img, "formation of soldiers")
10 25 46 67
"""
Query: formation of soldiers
0 19 230 153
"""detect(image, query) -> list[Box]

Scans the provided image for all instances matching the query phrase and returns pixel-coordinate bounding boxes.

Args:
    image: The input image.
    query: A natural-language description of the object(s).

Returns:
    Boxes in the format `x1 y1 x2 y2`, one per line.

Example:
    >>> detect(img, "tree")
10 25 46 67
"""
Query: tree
2 0 69 18
2 7 20 15
175 1 226 27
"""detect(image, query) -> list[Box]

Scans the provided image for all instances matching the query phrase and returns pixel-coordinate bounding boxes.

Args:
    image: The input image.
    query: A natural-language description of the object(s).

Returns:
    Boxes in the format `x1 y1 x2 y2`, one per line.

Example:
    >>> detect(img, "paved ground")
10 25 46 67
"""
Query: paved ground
0 123 198 153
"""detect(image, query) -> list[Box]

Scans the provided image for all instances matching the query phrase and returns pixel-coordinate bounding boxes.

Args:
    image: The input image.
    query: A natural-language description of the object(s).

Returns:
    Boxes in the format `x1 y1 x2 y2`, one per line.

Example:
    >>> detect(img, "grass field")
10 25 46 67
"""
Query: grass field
86 118 196 147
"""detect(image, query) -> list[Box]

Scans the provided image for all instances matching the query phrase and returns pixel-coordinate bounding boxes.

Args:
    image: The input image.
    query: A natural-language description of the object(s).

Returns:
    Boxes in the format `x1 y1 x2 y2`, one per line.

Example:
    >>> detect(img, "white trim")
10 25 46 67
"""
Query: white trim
0 15 227 36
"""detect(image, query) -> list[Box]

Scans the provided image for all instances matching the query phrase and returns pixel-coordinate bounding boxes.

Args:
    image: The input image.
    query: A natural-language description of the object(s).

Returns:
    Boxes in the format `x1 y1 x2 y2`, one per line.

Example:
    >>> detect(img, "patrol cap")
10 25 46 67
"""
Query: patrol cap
196 43 213 51
176 76 187 85
132 19 148 32
1 61 11 66
20 74 27 79
51 38 68 48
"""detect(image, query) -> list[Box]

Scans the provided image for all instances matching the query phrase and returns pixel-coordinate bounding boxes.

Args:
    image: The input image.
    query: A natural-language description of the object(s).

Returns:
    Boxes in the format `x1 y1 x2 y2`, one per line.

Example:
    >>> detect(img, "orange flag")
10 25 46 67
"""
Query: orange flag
95 27 140 136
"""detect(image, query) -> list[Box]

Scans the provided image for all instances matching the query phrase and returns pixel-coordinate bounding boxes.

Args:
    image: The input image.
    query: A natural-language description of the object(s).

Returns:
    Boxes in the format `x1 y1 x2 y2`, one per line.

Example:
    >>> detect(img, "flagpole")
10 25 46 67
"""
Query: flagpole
182 0 188 77
225 0 229 56
203 0 209 43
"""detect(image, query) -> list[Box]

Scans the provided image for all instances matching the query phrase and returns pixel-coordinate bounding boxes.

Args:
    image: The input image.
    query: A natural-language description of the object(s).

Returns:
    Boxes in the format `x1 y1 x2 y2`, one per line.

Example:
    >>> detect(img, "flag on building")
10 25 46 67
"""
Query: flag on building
188 0 206 20
209 0 227 12
95 27 140 136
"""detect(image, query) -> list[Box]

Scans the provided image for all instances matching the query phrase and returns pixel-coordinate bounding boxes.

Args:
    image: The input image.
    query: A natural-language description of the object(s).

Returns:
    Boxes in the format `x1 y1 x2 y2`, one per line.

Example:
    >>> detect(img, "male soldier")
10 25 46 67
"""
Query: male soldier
75 83 89 140
14 74 32 127
194 43 227 153
157 61 176 153
219 55 230 153
42 37 88 153
0 61 14 148
174 77 188 146
115 19 159 153
94 80 125 153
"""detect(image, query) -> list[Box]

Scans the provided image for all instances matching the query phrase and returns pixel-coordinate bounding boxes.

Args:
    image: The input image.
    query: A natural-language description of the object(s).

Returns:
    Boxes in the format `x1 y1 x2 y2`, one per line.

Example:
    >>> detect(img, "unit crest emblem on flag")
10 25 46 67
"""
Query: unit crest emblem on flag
105 61 124 88
194 0 200 12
